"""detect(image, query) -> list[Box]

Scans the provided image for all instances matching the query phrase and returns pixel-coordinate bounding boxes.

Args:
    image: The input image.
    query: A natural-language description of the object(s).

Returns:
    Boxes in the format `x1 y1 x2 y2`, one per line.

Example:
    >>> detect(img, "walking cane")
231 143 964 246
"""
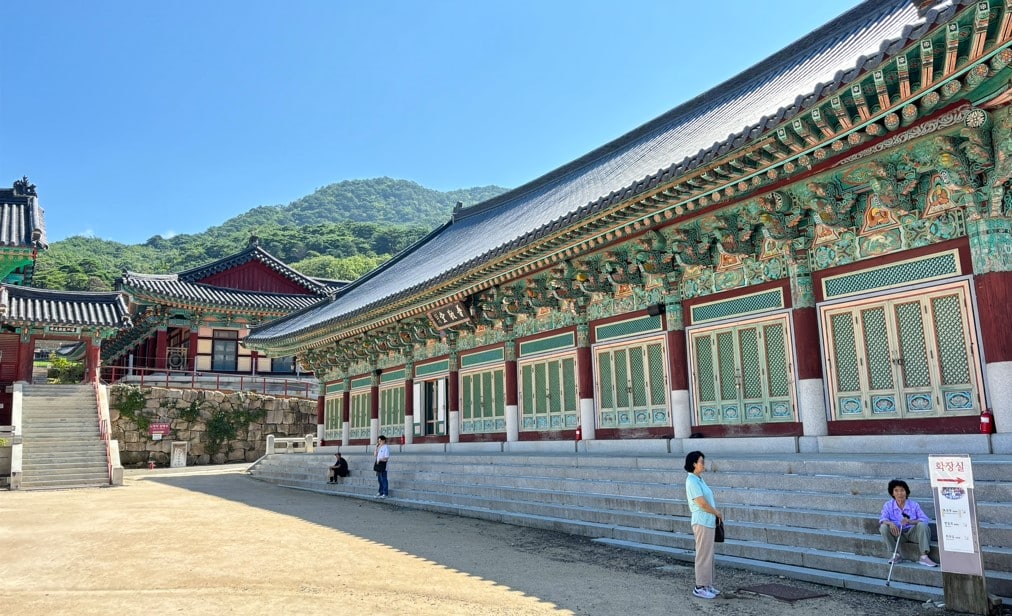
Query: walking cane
885 514 908 587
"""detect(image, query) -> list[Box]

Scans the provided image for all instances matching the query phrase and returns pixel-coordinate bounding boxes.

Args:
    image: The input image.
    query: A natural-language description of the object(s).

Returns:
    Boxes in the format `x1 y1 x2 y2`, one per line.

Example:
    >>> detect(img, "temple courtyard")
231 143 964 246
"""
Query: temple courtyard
0 464 983 615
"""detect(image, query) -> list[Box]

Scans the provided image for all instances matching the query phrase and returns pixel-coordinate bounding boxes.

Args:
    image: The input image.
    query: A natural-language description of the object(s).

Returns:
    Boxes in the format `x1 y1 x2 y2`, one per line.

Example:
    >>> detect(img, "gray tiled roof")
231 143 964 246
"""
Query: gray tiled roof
248 0 963 344
177 244 328 294
0 285 130 328
0 187 47 249
119 272 327 312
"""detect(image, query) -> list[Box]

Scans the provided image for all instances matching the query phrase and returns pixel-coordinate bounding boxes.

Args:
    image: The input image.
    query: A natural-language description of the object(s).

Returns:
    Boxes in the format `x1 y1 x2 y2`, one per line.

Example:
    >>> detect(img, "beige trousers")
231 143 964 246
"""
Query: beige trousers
692 524 715 587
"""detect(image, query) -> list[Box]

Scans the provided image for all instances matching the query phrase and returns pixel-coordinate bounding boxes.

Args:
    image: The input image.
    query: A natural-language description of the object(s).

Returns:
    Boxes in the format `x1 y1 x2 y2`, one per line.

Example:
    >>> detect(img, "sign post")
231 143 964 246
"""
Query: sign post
928 455 994 615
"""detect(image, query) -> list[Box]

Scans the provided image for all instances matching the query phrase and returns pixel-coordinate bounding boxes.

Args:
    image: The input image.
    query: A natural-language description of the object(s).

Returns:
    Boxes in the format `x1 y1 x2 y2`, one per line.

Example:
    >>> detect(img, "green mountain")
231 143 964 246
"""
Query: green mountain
34 178 508 291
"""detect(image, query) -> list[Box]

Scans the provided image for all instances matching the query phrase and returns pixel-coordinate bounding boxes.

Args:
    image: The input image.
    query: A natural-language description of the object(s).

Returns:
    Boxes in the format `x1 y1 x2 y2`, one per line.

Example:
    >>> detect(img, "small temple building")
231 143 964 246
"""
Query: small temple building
102 237 345 378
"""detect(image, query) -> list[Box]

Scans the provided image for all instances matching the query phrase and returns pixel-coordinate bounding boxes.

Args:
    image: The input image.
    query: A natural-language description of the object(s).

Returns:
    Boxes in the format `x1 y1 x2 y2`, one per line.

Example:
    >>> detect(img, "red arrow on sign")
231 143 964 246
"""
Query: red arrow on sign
937 477 966 484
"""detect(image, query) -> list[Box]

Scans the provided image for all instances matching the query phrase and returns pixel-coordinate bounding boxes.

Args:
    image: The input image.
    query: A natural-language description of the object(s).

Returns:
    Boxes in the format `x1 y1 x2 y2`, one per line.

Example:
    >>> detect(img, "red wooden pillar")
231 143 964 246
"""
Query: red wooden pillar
145 336 156 368
370 372 380 423
505 356 518 406
154 329 168 370
85 340 101 383
976 271 1012 363
449 368 461 420
976 271 1012 434
16 335 34 382
666 329 688 391
791 307 822 381
188 330 199 371
316 394 325 425
576 345 593 400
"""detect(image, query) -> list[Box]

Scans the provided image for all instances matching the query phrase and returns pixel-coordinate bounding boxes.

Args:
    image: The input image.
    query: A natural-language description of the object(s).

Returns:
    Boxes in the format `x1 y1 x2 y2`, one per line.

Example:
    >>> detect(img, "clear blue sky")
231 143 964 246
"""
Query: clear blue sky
2 0 862 244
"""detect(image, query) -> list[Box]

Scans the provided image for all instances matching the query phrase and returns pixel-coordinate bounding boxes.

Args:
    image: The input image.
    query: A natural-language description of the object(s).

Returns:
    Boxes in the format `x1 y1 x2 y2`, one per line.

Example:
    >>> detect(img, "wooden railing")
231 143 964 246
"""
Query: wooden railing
104 366 317 399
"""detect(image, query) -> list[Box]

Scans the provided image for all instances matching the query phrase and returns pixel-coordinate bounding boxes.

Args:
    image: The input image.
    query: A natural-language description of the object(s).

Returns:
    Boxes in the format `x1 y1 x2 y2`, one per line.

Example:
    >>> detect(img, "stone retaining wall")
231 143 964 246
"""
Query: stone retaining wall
110 385 317 466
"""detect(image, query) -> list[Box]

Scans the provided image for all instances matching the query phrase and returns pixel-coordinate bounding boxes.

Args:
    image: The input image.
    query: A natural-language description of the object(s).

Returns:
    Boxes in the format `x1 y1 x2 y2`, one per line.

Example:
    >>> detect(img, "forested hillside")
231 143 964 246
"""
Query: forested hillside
34 178 507 290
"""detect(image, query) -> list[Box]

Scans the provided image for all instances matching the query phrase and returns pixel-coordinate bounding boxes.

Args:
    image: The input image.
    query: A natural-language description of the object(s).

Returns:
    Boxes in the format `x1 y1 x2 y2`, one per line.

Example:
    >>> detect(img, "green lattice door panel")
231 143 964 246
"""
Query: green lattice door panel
596 337 669 429
821 280 983 420
349 390 371 440
690 314 796 425
519 353 579 430
461 368 506 434
324 396 343 440
379 385 405 437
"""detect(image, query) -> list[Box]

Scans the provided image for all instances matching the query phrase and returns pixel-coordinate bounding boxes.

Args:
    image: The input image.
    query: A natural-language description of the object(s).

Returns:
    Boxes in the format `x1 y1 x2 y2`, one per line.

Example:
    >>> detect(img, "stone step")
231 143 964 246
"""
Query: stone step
21 468 109 481
280 480 1012 599
21 454 108 466
22 426 100 434
249 451 1012 602
22 437 105 446
23 449 107 461
19 477 111 490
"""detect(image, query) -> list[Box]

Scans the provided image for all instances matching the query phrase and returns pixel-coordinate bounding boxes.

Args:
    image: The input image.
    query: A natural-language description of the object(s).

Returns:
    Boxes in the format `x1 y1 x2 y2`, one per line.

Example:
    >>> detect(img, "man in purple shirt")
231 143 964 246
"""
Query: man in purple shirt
879 479 937 567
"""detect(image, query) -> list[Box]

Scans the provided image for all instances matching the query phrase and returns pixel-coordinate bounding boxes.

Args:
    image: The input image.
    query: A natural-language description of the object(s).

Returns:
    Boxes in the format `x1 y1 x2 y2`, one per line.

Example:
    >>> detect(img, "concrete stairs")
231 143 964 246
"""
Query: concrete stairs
20 384 110 490
249 449 1012 603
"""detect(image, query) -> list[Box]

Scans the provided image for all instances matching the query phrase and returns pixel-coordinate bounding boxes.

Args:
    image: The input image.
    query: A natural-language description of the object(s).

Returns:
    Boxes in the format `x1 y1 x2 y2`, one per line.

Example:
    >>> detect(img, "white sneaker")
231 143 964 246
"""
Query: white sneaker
692 586 716 599
919 555 937 567
379 494 386 499
706 586 721 596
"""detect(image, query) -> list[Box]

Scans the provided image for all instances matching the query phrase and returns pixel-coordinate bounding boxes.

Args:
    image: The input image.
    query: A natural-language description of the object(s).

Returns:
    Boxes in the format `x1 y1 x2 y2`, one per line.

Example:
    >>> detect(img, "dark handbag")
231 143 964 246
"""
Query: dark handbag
714 519 725 543
373 461 386 472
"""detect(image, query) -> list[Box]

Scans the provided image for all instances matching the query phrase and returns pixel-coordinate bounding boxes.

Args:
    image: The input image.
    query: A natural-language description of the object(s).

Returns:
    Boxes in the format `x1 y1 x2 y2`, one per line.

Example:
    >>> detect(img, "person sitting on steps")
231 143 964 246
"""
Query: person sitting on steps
879 479 937 567
328 453 349 483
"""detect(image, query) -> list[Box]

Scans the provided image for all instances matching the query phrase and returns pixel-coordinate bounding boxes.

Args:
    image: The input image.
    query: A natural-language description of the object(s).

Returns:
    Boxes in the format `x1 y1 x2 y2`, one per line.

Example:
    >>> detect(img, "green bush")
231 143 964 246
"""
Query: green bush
47 354 84 384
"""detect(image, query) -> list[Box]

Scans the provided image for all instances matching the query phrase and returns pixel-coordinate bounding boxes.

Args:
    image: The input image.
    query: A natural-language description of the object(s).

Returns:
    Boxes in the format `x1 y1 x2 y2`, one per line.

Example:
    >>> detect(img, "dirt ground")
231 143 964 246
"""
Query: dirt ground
0 464 1002 615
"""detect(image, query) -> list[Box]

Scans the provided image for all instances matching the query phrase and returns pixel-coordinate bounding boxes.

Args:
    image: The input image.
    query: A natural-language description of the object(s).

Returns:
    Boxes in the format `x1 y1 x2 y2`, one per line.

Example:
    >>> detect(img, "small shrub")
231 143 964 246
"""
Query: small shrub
48 354 84 384
111 384 152 432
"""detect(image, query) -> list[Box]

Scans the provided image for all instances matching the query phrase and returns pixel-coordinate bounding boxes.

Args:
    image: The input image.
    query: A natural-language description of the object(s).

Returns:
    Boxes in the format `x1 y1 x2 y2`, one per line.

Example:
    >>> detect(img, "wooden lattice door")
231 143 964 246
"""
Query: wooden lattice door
595 337 669 429
690 314 795 425
821 280 983 420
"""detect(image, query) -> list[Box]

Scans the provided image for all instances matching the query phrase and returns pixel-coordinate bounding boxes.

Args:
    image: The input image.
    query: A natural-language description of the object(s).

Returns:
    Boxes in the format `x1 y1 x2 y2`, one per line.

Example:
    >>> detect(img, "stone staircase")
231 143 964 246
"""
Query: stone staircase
20 384 110 490
249 448 1012 604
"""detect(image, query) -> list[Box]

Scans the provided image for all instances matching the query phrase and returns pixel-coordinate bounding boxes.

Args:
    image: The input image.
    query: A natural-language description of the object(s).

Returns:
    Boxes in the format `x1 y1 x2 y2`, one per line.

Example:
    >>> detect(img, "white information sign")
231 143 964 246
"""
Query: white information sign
929 456 974 489
929 455 977 556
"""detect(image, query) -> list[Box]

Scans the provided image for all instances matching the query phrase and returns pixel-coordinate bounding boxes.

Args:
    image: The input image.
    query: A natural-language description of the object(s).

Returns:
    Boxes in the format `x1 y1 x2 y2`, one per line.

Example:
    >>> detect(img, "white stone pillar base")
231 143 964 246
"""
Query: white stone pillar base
506 404 519 442
579 398 596 440
341 421 350 447
370 418 379 444
449 410 460 443
670 389 691 438
798 378 828 436
403 415 414 444
986 360 1012 433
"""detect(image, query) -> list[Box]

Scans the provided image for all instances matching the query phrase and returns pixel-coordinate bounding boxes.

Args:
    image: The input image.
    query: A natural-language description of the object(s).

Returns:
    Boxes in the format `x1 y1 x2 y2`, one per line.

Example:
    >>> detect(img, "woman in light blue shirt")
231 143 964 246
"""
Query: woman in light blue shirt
684 451 722 600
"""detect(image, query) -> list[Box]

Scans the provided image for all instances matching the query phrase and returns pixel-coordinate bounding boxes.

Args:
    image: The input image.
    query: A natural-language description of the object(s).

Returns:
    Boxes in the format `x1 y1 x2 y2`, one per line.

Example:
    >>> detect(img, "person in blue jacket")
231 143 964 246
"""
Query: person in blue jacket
685 451 723 599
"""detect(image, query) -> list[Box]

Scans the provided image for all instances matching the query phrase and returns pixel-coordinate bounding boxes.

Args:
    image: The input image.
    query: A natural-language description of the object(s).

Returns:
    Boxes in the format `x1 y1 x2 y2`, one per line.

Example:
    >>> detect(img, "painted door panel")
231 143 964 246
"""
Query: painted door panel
690 314 795 425
461 368 506 433
519 353 578 430
822 281 982 419
596 337 669 429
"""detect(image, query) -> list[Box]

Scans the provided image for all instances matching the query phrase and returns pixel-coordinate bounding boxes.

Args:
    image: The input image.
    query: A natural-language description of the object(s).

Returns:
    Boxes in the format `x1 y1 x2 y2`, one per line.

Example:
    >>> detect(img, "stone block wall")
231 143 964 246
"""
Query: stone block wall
110 385 317 466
